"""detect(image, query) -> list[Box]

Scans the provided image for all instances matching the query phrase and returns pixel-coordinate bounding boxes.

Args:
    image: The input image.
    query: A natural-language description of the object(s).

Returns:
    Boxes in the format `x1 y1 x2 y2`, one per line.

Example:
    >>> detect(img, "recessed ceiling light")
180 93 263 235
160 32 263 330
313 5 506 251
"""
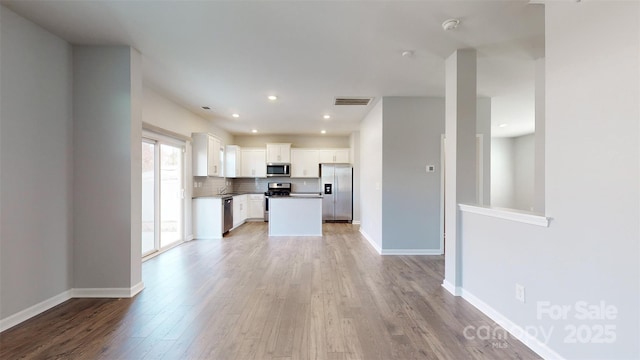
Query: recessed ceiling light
323 115 331 119
498 123 508 128
321 130 327 134
251 129 258 133
232 113 240 118
201 106 211 110
442 19 460 31
268 95 277 101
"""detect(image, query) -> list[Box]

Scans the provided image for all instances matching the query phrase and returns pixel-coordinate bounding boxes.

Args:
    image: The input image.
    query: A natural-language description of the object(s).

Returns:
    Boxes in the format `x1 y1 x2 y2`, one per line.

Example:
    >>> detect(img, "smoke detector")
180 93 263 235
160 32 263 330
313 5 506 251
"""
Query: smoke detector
401 50 414 58
442 19 460 31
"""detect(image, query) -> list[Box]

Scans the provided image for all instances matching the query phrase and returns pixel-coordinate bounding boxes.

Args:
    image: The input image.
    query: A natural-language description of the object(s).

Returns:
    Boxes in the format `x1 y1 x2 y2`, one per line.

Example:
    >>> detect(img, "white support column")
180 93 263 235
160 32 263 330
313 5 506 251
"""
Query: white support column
129 47 143 290
443 49 477 295
73 46 143 296
534 58 545 214
477 98 492 206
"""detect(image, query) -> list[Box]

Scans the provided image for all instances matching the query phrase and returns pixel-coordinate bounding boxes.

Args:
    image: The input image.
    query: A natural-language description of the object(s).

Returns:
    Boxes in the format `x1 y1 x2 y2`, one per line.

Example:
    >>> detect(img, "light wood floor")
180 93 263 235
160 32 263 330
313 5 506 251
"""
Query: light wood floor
0 223 540 359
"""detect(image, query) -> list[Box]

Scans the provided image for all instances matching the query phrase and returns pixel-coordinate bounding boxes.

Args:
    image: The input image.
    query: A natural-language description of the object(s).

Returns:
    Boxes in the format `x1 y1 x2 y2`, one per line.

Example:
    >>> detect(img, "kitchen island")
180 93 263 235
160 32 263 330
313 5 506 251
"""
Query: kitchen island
268 194 323 236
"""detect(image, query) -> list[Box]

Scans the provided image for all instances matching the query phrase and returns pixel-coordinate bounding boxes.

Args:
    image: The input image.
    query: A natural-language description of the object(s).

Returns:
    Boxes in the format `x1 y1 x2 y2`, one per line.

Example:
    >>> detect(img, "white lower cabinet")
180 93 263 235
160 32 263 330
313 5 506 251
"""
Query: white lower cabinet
248 194 265 219
192 198 224 239
232 195 247 228
232 194 264 228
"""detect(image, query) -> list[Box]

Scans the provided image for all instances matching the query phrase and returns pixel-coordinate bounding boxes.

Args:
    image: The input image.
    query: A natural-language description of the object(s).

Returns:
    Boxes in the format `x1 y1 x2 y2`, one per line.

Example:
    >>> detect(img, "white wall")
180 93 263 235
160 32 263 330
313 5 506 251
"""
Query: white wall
490 134 535 211
514 134 534 211
359 100 383 251
143 87 233 145
233 135 349 148
73 46 142 290
350 131 361 223
382 97 444 251
477 98 492 206
0 6 73 319
490 137 515 208
129 49 143 287
461 2 639 358
534 58 545 213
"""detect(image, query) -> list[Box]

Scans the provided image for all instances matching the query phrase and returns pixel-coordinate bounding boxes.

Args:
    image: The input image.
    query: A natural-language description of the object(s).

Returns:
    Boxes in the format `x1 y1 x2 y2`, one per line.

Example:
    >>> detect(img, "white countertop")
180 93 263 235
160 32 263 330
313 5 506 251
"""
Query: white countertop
192 192 263 199
288 193 323 198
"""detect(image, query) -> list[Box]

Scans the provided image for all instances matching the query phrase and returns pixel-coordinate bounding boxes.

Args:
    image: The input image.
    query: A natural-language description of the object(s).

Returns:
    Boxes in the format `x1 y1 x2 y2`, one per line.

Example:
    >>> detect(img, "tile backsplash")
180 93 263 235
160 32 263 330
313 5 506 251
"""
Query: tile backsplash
233 178 321 193
192 177 321 196
192 176 229 197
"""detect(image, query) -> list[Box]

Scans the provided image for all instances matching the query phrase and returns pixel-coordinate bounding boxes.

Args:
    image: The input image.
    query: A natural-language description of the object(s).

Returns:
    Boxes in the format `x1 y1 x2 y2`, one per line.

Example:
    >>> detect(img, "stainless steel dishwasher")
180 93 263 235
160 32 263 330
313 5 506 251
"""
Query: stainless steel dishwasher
223 196 233 234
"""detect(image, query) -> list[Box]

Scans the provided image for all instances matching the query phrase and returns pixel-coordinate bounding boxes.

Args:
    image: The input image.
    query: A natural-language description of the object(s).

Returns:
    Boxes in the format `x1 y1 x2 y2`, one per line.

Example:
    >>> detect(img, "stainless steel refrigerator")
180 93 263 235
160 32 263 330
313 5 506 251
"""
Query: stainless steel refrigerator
320 164 353 222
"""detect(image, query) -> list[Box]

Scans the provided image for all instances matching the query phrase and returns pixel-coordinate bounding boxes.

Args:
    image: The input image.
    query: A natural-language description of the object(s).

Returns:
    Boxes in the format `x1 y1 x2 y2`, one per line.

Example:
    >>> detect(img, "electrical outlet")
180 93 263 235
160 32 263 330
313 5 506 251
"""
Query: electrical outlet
515 283 525 303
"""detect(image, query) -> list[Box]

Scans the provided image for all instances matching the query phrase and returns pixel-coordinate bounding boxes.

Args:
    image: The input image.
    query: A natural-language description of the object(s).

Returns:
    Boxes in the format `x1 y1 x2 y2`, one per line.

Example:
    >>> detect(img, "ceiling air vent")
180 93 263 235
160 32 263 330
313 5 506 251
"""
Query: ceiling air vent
334 97 373 106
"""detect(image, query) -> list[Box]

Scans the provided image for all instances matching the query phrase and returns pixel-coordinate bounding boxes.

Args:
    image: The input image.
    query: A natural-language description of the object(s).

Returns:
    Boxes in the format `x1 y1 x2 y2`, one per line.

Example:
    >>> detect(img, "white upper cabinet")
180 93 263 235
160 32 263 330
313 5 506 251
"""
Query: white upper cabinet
225 145 242 178
266 143 291 163
318 148 350 164
291 149 320 178
193 133 223 177
241 148 266 178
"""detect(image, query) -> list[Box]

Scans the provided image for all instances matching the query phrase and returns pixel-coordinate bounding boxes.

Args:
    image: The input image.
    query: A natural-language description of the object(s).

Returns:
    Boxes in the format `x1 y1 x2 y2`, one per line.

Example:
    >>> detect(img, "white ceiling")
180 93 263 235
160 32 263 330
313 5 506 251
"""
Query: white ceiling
2 0 544 137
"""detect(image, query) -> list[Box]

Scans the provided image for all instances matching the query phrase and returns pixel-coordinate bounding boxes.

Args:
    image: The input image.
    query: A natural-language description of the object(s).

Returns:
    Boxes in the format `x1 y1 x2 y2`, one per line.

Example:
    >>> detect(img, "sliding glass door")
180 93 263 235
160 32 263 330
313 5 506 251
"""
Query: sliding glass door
142 141 157 256
159 144 183 248
142 136 185 257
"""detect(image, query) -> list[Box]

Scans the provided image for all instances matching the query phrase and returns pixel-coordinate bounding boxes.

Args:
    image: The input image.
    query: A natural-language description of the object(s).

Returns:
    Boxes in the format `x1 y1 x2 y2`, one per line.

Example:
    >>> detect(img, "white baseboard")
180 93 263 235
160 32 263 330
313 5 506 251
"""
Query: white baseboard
0 289 73 332
441 280 462 296
191 236 222 240
460 288 565 360
129 281 145 297
1 282 147 332
359 229 382 254
381 249 443 255
352 220 361 225
186 234 194 241
72 282 145 298
358 230 441 256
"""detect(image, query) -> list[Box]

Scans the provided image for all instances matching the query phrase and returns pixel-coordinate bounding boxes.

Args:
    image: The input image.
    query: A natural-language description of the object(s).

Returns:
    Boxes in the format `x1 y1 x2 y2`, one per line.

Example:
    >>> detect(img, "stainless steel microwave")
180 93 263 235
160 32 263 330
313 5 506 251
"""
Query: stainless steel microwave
266 163 290 177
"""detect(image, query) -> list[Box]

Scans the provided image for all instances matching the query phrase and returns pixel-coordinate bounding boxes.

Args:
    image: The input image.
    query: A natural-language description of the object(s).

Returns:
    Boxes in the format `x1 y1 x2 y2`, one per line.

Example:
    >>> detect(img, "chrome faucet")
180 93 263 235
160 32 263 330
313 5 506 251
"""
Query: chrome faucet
218 186 227 195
